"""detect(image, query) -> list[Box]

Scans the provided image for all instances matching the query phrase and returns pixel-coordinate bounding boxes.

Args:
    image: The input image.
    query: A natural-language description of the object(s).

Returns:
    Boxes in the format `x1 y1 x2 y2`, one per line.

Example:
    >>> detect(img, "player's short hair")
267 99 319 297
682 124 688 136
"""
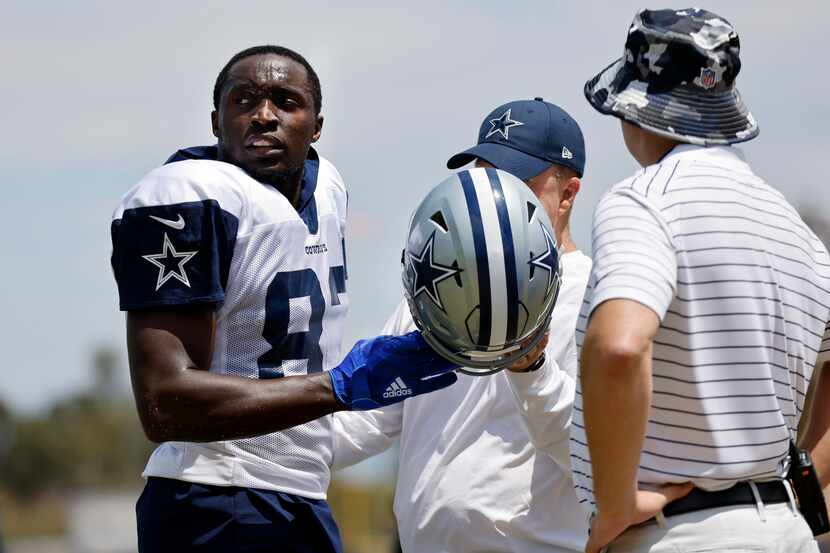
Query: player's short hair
213 45 322 115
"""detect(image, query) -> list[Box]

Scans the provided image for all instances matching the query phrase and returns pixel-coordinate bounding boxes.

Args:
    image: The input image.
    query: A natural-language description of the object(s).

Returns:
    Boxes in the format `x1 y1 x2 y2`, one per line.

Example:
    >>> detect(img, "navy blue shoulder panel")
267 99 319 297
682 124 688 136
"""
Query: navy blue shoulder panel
165 145 219 164
111 199 239 311
162 145 321 233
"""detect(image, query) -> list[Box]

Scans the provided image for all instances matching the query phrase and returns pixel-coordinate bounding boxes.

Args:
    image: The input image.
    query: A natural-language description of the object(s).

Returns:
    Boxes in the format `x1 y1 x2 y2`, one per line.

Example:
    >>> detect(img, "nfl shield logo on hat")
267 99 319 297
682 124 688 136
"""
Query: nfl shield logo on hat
699 68 716 89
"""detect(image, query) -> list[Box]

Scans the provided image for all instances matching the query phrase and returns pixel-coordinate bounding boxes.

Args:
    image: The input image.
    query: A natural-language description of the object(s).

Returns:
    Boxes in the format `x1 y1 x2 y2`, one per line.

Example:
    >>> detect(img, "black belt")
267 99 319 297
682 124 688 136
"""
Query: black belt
662 481 789 518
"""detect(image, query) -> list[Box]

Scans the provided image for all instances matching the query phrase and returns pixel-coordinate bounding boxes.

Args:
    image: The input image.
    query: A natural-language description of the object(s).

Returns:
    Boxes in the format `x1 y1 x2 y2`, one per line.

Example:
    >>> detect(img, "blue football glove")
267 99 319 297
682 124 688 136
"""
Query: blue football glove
329 330 459 410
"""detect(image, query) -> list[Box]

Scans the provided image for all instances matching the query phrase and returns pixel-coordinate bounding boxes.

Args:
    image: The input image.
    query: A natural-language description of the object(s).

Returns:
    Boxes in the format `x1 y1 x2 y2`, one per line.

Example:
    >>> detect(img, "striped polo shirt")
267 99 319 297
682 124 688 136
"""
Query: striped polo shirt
570 144 830 509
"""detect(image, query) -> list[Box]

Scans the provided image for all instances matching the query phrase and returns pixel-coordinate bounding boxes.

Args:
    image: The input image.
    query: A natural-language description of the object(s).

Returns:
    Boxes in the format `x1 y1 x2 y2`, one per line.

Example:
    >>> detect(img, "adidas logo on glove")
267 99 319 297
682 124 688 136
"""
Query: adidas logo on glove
383 377 413 399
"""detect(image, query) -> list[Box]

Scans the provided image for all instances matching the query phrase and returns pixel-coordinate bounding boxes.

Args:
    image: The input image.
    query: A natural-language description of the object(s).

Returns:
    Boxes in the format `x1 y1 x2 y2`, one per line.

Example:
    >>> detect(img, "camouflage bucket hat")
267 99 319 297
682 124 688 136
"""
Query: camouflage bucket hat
585 8 759 145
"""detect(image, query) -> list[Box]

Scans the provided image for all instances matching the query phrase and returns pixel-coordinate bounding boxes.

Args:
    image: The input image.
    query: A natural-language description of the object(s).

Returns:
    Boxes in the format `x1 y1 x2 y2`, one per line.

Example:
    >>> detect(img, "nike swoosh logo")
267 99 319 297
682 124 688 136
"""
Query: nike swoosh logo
149 214 185 230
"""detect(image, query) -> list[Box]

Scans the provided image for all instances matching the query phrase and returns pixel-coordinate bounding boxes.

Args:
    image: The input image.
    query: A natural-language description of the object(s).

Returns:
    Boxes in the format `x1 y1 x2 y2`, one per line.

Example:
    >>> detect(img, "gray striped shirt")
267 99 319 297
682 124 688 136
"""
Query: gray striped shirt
571 144 830 508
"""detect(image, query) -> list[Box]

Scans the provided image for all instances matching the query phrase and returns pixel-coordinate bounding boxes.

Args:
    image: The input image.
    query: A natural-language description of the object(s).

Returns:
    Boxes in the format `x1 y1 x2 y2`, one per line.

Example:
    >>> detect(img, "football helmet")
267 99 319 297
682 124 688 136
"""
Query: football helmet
402 167 562 375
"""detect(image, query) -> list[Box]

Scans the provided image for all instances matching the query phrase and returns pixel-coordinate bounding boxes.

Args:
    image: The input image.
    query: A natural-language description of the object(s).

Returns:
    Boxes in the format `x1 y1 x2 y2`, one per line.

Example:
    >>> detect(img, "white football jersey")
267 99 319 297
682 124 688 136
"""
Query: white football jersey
110 147 349 498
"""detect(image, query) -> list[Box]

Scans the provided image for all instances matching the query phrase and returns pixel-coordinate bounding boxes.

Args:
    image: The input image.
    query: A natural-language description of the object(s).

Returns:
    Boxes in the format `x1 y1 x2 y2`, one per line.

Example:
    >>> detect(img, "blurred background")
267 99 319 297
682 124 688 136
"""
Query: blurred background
1 1 828 551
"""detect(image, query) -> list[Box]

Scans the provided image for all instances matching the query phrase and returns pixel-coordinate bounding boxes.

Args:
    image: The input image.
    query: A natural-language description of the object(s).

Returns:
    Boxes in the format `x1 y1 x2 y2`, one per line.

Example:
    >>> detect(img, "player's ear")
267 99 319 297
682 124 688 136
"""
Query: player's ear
211 110 220 139
312 114 323 143
559 177 580 214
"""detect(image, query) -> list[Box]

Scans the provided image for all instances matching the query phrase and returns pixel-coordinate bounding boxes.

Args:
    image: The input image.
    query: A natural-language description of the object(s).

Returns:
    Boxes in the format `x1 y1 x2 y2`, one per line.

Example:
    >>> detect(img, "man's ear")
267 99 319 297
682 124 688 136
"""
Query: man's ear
560 177 581 213
312 114 324 143
211 111 220 139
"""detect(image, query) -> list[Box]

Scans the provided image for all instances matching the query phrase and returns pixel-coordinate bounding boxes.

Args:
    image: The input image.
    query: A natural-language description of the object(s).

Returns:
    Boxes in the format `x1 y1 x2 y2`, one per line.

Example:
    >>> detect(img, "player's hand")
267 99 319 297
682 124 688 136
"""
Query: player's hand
507 331 549 372
329 330 458 410
584 483 693 553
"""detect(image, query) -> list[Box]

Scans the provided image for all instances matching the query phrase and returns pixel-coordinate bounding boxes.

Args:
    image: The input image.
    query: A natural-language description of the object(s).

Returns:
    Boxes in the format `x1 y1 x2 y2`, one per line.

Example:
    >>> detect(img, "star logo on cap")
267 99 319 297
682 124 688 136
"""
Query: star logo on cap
528 223 559 297
408 232 461 311
142 233 198 291
485 108 524 140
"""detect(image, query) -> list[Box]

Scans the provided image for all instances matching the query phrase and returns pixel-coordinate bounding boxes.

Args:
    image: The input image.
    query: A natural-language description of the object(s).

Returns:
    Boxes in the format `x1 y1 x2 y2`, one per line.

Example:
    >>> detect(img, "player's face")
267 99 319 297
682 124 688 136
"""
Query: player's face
212 54 323 186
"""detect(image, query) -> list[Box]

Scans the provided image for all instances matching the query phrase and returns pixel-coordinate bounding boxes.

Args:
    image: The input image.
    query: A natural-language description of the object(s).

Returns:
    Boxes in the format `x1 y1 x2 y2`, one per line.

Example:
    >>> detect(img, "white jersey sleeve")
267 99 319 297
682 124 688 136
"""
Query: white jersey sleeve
506 357 575 471
110 160 248 310
330 300 413 470
588 187 677 320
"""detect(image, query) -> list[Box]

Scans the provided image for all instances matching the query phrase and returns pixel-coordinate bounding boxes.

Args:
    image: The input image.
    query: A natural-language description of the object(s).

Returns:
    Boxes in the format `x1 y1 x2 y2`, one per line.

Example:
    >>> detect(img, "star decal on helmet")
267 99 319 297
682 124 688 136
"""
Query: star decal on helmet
142 233 197 291
485 108 524 140
408 232 461 311
528 223 559 297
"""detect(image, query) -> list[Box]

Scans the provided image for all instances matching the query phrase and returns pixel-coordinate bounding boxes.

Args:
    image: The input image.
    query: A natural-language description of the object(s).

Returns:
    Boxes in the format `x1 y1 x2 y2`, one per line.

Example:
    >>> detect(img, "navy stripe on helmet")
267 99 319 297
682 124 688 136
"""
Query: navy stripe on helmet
485 168 519 343
458 170 491 347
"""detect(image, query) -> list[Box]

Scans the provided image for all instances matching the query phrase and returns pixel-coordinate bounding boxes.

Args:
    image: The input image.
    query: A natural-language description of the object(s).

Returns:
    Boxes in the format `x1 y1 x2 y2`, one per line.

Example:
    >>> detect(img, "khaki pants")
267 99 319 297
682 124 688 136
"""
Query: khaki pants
605 502 818 553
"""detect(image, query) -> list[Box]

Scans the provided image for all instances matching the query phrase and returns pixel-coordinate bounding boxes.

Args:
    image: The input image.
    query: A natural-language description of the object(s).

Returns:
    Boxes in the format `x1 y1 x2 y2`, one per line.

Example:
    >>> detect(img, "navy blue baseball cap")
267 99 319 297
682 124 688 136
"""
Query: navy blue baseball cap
447 98 586 179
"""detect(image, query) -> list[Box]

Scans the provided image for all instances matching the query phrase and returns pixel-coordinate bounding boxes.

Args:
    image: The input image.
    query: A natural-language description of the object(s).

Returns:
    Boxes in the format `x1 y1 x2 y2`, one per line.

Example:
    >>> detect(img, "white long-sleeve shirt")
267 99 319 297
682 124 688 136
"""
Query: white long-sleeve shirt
332 250 592 553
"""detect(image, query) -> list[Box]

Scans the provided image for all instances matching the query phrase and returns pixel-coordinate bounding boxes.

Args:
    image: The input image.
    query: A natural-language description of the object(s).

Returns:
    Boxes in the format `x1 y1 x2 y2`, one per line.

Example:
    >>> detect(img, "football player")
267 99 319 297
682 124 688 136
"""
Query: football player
110 45 457 553
332 99 592 553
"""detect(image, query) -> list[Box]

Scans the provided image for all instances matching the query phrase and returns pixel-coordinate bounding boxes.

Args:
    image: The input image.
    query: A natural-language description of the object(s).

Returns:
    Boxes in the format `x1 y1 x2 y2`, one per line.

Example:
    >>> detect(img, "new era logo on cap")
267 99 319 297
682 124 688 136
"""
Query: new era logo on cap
383 377 413 399
562 146 573 159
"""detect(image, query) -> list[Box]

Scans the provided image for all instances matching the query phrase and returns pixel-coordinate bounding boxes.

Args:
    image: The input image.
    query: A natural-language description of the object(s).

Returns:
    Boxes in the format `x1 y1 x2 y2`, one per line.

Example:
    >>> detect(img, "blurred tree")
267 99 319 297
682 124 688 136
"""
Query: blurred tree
0 399 12 457
0 399 10 553
0 348 152 499
93 347 120 399
1 415 64 498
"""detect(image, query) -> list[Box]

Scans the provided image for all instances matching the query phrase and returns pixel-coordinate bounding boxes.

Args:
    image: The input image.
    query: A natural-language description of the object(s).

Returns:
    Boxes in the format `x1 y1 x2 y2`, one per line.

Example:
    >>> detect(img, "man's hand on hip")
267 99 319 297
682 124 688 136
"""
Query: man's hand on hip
585 483 693 553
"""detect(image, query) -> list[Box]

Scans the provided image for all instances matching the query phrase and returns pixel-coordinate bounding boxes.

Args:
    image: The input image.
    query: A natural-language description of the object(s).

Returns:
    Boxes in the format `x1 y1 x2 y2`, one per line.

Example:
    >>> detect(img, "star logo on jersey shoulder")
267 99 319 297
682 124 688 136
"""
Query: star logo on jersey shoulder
142 233 198 291
408 232 461 311
485 108 524 140
528 223 559 297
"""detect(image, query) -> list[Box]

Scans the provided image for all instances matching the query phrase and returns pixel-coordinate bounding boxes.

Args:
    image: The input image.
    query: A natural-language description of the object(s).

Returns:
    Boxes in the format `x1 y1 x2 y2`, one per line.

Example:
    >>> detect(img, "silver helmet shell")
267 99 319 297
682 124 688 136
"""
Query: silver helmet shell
402 167 562 374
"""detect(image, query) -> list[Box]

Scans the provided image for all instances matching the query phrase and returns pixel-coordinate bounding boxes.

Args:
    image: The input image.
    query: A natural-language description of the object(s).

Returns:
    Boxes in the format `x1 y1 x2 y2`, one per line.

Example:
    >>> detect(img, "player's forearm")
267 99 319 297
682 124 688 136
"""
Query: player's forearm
135 368 341 443
582 335 652 517
127 309 345 442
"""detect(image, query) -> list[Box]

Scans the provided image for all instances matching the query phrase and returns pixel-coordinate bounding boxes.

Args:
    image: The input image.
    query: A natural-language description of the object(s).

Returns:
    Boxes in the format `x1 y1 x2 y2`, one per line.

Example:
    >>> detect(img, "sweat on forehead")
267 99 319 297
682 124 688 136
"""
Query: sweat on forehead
212 45 323 113
228 55 298 82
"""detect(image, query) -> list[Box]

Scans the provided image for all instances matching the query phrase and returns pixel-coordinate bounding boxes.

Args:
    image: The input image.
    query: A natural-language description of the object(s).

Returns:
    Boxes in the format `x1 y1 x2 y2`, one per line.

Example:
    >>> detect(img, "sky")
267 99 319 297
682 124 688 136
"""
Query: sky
1 0 828 418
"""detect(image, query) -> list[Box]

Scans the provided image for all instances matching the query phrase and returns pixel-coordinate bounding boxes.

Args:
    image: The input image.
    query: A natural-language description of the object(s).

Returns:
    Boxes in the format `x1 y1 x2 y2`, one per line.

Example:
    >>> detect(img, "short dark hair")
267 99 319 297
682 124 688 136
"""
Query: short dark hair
212 45 322 115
